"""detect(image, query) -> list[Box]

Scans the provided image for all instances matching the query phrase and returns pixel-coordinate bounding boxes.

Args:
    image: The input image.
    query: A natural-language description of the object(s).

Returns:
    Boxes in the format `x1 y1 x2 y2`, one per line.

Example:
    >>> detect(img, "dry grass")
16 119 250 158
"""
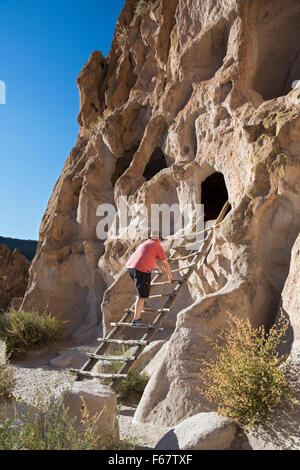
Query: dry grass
0 397 136 450
135 0 149 17
0 308 66 359
0 372 137 450
0 365 16 401
83 116 104 139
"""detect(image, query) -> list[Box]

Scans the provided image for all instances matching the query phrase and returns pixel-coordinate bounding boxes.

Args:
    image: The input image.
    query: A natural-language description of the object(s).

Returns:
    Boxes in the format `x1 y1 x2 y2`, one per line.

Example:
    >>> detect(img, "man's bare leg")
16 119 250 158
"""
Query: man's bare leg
134 297 145 320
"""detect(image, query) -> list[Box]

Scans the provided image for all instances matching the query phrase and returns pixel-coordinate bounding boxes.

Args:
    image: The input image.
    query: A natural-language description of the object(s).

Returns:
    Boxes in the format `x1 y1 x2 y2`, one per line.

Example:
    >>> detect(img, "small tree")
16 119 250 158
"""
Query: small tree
199 311 294 428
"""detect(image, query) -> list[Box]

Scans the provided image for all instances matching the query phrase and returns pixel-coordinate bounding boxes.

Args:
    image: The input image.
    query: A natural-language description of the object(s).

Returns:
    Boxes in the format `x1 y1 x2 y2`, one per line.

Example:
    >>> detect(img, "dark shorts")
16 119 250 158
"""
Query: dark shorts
127 268 151 299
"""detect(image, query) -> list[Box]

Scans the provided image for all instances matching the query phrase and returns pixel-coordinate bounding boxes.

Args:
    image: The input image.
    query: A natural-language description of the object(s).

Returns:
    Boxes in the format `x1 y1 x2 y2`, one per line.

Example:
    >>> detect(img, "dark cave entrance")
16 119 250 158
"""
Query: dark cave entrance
201 172 231 222
143 147 168 181
111 142 140 187
251 5 300 101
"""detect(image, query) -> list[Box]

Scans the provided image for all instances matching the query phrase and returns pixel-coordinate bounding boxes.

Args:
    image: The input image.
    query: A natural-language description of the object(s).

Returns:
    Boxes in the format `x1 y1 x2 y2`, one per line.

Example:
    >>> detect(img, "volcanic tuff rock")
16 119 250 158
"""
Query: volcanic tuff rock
0 245 30 310
155 412 238 450
53 381 119 442
282 233 300 352
21 0 300 426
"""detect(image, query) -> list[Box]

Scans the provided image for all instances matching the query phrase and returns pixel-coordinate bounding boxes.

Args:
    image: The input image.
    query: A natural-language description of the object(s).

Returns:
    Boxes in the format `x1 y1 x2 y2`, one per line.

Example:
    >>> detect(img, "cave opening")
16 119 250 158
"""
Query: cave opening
180 18 229 84
251 7 300 101
111 142 140 187
201 172 231 222
143 147 168 181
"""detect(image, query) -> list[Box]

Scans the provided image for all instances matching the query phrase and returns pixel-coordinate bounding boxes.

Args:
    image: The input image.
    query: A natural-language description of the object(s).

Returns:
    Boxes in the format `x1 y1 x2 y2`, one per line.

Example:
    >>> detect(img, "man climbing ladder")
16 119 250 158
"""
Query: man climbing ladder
127 230 175 326
71 201 230 387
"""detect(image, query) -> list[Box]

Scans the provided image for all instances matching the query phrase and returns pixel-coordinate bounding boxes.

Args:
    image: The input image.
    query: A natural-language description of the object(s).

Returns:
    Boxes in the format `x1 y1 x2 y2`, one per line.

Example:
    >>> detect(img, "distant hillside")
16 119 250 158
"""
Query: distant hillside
0 236 38 261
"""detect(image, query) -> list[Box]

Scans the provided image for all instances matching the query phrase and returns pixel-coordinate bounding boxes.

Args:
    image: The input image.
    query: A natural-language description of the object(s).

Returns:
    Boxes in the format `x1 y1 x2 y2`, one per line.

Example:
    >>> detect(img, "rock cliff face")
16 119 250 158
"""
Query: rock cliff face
22 0 300 425
0 245 30 311
282 233 300 352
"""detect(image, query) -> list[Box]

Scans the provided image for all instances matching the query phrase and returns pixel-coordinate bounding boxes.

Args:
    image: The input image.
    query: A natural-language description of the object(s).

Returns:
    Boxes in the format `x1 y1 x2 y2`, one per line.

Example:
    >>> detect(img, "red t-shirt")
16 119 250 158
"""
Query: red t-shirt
127 239 167 273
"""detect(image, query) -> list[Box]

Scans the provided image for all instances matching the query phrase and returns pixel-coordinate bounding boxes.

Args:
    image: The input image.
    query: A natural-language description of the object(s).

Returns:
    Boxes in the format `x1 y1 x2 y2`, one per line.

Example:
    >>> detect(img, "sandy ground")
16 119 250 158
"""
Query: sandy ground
2 341 300 450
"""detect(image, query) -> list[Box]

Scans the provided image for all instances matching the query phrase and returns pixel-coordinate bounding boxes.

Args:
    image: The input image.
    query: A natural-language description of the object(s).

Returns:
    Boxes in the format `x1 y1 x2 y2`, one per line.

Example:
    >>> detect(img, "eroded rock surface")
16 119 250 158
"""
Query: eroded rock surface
282 234 300 352
21 0 300 428
54 381 119 441
155 412 238 450
0 245 30 311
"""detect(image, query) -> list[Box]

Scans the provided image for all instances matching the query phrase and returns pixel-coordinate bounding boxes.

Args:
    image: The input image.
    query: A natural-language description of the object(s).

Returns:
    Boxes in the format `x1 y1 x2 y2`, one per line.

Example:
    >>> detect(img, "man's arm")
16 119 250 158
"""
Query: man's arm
162 259 175 283
154 262 165 273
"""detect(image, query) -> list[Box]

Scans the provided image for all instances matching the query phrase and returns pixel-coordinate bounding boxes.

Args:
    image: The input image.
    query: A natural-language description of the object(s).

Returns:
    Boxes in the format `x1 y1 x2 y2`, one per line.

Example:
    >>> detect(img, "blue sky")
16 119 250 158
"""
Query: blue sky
0 0 125 240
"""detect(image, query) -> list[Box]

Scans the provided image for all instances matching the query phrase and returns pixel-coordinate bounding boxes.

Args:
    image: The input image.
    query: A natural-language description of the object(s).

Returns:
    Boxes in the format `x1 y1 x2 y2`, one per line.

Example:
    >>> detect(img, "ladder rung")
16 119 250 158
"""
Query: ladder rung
147 293 176 299
97 338 148 346
124 308 170 313
69 369 128 379
87 353 136 362
137 308 170 313
110 322 163 330
151 279 183 286
171 262 197 273
140 308 170 313
170 251 200 262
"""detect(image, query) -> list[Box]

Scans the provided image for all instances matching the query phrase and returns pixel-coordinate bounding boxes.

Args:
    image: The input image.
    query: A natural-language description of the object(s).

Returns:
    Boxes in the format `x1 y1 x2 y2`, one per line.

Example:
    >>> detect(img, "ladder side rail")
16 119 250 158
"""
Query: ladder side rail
77 308 134 377
78 271 166 378
111 310 168 390
77 273 168 378
169 201 229 257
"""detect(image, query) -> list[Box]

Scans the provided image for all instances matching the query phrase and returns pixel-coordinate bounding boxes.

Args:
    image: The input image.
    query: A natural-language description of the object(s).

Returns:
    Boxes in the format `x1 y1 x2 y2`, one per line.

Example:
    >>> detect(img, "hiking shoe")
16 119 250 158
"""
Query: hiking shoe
131 319 144 327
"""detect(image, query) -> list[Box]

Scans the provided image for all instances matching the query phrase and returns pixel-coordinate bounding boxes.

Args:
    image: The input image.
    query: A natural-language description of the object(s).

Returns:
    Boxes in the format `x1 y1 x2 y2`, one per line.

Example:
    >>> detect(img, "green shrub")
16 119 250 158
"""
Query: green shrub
0 309 66 359
0 399 136 450
199 311 294 428
134 0 148 17
95 346 149 400
0 365 16 401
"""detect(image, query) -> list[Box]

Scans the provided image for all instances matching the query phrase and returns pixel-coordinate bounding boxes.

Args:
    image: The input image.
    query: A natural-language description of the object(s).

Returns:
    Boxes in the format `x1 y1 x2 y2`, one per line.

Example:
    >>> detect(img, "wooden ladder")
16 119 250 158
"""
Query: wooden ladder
70 202 230 391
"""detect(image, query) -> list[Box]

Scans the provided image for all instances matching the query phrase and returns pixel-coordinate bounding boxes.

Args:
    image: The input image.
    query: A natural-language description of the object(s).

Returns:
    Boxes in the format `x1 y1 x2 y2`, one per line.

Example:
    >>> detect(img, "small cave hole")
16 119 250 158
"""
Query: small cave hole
251 7 300 100
71 177 83 198
181 18 229 83
220 81 233 102
201 172 231 222
143 147 168 181
111 143 140 187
